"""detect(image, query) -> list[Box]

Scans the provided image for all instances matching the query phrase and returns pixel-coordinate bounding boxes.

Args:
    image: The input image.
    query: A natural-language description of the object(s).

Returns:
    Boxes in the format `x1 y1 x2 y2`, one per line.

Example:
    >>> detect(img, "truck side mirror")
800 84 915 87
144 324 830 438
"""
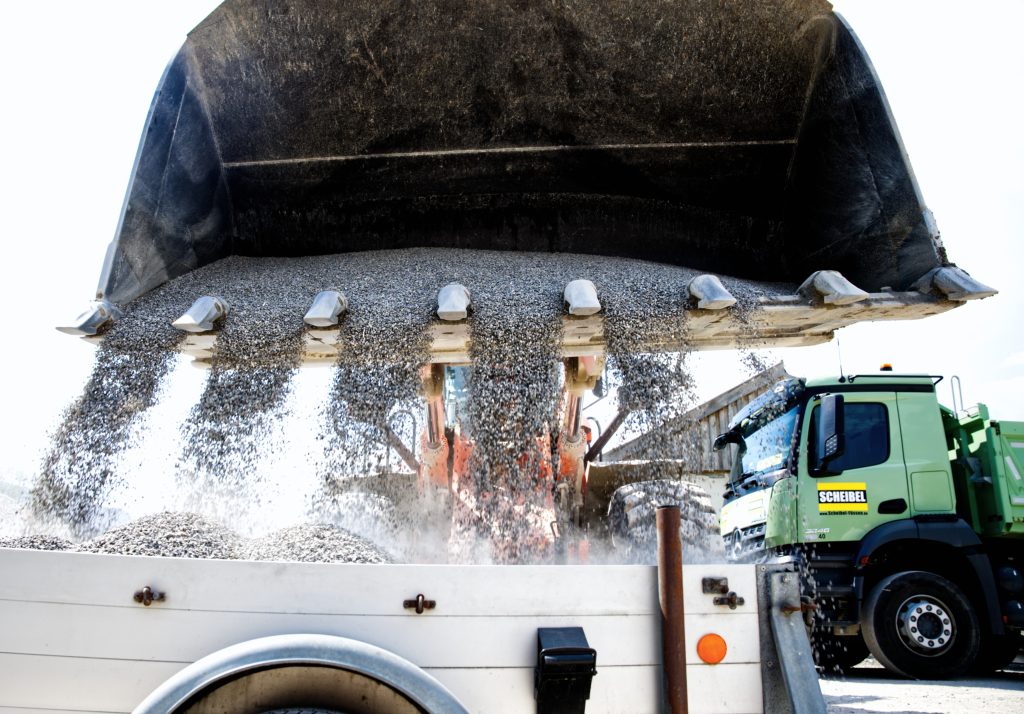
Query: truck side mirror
713 430 741 452
813 394 845 472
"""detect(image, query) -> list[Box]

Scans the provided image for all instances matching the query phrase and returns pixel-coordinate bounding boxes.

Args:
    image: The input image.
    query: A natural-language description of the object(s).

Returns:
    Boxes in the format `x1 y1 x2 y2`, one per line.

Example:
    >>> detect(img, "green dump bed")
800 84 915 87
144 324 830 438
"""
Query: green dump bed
954 406 1024 538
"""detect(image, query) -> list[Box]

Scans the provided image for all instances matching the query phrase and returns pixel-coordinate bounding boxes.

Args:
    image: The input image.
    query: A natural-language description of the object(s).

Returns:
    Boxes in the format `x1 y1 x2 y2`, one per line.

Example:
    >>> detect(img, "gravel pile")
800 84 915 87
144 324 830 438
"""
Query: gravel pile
0 535 76 552
244 524 391 564
78 512 242 559
0 512 392 564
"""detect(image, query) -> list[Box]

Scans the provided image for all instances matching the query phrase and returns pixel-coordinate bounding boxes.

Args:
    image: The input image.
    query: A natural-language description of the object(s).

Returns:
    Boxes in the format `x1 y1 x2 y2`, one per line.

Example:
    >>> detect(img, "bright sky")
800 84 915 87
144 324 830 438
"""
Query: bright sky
1 0 1022 489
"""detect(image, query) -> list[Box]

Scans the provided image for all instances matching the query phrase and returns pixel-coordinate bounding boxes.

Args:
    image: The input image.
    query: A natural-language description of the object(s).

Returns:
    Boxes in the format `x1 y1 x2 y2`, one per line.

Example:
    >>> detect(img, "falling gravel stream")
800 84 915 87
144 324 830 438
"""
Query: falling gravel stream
22 248 790 563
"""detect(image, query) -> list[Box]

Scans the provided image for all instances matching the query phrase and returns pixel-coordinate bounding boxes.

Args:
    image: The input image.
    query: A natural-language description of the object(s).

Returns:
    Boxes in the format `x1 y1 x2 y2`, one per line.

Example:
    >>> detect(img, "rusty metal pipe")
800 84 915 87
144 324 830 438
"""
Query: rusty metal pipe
657 505 688 714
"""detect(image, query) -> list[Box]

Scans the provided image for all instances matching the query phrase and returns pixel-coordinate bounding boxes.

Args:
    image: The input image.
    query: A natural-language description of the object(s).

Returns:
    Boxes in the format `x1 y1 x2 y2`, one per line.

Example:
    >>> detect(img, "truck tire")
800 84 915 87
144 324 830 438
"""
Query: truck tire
811 632 868 673
861 571 980 679
607 479 721 563
970 633 1022 674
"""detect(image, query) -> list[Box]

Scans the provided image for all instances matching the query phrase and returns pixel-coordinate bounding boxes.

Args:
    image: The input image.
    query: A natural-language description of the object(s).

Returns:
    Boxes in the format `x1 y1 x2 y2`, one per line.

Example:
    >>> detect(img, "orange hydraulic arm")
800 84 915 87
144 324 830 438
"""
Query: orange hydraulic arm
555 356 604 527
418 364 450 491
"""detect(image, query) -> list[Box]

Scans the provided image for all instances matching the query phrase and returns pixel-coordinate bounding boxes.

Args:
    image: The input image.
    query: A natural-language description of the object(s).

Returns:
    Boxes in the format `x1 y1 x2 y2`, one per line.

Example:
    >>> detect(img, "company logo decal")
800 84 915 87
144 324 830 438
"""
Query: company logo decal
817 482 868 513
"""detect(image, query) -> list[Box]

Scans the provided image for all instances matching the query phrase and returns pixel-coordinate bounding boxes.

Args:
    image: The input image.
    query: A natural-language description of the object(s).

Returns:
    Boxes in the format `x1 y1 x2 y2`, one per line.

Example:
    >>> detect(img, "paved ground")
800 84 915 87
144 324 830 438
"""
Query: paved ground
820 659 1024 713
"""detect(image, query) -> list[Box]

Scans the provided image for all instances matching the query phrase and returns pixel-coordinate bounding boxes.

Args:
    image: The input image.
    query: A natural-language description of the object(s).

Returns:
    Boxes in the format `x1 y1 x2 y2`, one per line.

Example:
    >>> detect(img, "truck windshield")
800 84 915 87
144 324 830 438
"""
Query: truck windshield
736 405 800 481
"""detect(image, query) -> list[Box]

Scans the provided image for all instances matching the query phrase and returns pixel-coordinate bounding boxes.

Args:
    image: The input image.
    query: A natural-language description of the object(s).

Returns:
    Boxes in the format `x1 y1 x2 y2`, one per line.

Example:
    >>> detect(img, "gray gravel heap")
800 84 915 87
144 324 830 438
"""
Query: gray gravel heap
0 513 391 564
78 512 243 559
0 535 76 552
244 523 391 564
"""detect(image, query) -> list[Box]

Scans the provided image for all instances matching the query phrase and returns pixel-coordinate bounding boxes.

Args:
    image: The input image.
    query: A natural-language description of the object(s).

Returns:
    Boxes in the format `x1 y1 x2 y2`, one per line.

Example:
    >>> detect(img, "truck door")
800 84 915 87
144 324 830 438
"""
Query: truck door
797 392 909 544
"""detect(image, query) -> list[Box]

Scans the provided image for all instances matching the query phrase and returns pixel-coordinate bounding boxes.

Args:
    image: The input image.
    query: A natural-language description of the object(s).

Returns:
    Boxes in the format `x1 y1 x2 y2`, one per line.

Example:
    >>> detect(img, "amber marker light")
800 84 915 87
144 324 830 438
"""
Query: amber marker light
696 633 728 664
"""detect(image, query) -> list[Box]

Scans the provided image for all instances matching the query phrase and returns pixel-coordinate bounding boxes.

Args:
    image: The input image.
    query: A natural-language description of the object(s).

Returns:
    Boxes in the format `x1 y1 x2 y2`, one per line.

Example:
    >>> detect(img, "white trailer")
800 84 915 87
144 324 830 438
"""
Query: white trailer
0 544 821 713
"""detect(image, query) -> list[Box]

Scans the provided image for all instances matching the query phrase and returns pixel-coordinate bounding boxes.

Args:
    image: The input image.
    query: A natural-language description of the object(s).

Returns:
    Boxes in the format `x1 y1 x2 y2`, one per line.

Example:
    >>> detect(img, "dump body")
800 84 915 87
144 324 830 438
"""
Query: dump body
949 406 1024 538
0 549 770 713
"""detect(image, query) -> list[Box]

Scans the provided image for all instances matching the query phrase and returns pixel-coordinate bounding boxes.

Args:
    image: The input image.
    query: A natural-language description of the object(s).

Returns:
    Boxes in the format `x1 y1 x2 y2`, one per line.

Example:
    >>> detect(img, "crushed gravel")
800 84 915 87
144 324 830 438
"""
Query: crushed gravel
244 524 391 564
0 513 390 564
78 512 243 559
26 248 795 563
31 297 185 535
0 535 76 552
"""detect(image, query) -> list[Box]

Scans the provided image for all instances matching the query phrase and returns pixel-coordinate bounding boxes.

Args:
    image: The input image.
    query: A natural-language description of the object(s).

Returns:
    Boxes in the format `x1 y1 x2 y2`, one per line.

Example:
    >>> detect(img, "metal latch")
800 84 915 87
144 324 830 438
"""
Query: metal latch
133 586 165 607
535 627 597 714
403 594 436 614
703 577 745 609
714 592 745 610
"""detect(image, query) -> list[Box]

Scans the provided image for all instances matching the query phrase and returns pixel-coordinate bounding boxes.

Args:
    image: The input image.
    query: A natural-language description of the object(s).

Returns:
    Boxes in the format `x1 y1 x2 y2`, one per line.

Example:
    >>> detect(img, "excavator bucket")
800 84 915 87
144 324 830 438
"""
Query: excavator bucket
84 0 992 354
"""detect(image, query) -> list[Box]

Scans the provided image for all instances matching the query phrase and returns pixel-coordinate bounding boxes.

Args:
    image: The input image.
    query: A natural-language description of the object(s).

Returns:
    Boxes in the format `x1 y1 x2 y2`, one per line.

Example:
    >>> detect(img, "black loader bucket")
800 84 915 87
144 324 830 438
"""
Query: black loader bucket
52 0 997 359
95 0 963 305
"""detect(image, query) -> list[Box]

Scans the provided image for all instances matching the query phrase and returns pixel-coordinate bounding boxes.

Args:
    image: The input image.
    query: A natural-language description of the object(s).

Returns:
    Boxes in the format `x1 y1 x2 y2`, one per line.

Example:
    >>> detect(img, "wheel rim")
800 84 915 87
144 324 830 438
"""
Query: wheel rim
895 595 956 656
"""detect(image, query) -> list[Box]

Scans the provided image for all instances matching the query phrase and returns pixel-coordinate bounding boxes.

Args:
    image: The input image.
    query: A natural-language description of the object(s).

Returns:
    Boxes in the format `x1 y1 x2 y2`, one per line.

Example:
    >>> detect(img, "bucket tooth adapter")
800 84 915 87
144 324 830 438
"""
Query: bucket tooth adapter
171 296 230 334
62 0 994 360
688 275 737 311
304 290 348 328
56 299 122 337
436 283 472 322
563 280 602 317
913 266 999 302
798 270 870 306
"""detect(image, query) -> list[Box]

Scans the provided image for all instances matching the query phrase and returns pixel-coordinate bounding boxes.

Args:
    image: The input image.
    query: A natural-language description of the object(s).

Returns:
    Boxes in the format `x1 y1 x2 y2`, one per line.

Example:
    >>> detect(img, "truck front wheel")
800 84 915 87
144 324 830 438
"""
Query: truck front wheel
811 631 868 673
861 571 980 679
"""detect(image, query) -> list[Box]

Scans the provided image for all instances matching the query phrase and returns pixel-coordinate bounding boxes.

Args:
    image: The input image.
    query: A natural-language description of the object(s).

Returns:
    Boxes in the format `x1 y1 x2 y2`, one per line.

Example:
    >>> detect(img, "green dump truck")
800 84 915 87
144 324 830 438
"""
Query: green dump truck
717 373 1024 679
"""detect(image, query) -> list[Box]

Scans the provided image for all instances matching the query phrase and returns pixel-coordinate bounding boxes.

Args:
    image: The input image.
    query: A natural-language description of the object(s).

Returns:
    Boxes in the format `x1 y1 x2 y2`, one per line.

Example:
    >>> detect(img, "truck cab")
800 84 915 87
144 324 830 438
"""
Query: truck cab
718 373 1024 678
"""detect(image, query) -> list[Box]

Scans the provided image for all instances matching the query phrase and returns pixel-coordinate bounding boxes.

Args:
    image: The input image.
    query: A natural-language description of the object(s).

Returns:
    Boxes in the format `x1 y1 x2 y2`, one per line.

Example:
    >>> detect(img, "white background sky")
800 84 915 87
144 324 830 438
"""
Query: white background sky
1 1 1022 487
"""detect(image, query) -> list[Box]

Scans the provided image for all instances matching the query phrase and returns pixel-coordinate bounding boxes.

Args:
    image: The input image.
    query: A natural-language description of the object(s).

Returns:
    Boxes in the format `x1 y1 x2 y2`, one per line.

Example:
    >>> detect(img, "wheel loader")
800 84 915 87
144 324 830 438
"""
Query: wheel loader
2 1 999 711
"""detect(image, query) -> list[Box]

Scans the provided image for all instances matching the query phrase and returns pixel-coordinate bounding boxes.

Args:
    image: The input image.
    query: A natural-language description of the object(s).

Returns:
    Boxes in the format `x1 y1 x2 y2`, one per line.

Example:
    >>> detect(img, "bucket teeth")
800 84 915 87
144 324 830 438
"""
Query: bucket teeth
687 274 737 310
912 266 998 301
304 290 349 327
564 279 602 316
437 283 471 321
798 270 869 305
172 296 230 333
56 299 122 336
